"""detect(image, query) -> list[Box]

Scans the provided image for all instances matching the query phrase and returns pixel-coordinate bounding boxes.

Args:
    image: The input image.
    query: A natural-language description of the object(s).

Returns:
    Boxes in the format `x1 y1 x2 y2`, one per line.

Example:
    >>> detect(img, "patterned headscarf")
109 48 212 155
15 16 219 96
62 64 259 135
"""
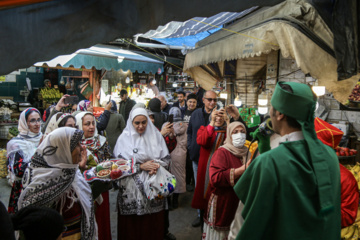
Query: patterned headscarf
18 127 97 240
77 100 91 111
7 108 42 175
43 112 71 137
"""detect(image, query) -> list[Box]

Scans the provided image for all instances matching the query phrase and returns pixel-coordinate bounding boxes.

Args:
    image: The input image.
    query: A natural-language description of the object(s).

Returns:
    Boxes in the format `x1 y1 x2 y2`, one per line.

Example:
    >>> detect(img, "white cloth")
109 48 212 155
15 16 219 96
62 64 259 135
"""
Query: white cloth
278 131 304 144
203 197 229 240
44 112 71 137
113 108 169 163
18 127 98 240
7 108 42 174
228 201 245 240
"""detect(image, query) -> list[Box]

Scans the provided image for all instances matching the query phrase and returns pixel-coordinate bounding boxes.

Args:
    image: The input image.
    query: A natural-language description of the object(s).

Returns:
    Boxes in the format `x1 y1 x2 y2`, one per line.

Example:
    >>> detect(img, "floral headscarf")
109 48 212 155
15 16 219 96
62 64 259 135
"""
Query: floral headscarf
77 100 91 111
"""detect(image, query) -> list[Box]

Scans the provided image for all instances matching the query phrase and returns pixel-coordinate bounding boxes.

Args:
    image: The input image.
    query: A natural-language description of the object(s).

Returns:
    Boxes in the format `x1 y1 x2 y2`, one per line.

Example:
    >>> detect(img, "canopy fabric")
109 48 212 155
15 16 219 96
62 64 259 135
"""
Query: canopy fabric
136 8 258 48
34 45 164 73
183 0 359 104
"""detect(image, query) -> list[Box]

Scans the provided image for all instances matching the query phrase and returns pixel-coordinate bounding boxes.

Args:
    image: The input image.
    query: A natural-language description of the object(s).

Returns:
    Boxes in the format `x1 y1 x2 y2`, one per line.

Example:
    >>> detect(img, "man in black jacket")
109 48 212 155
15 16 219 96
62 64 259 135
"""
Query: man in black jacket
119 89 136 123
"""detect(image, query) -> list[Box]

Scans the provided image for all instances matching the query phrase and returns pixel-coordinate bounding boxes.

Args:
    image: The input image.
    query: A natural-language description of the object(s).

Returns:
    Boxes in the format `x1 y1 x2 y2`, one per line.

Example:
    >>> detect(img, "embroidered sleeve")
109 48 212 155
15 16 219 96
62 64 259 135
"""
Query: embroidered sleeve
230 168 235 187
13 152 28 177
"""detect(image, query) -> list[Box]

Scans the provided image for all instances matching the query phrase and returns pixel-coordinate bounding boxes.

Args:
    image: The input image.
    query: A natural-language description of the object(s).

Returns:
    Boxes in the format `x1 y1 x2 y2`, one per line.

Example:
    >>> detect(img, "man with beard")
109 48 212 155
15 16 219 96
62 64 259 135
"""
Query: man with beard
173 91 187 119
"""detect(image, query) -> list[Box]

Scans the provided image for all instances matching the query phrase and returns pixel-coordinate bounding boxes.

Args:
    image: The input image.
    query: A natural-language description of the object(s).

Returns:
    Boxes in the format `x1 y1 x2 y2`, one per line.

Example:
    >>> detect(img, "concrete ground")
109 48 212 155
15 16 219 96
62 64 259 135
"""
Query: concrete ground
0 178 201 240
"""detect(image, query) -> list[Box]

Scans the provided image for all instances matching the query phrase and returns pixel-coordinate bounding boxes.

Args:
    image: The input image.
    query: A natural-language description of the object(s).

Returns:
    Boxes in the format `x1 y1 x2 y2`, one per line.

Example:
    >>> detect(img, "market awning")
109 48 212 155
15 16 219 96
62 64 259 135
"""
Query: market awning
183 0 360 104
34 45 164 73
135 8 258 48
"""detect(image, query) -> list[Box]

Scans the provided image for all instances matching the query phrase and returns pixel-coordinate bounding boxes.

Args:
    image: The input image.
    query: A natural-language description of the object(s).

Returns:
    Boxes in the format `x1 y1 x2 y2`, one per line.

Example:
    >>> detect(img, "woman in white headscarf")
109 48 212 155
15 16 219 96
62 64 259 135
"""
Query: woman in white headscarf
113 108 171 240
7 108 42 213
18 127 97 240
44 112 77 137
75 111 112 240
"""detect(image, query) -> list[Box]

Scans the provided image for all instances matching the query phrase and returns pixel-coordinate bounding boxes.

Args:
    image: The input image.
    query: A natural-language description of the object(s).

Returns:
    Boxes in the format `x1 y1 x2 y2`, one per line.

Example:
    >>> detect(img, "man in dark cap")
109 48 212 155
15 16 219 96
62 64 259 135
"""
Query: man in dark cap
234 82 341 239
119 89 136 123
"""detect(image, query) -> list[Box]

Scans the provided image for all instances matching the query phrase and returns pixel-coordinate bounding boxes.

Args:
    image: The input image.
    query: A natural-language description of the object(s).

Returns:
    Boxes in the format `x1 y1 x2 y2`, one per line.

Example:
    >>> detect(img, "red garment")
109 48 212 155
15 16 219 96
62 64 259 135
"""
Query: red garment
165 135 177 153
204 147 243 230
192 125 225 210
95 191 111 240
340 164 359 228
314 117 343 148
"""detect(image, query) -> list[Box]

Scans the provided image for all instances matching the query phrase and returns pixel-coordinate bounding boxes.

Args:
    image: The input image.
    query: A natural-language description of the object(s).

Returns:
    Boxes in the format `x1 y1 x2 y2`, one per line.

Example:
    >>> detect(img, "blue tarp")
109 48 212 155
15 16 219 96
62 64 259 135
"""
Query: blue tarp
137 8 258 48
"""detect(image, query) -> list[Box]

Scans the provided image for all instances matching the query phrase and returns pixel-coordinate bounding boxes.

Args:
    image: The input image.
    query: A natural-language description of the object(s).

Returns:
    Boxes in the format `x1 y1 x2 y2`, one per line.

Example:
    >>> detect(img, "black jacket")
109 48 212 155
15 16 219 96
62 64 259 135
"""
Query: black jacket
162 103 172 114
119 98 136 123
186 107 210 162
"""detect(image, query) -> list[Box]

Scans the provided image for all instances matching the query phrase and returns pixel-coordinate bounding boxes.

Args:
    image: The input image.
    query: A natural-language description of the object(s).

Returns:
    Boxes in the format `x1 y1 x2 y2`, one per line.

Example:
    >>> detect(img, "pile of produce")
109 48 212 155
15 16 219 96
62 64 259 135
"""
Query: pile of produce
335 147 358 157
348 82 360 102
83 159 134 182
8 127 19 138
245 140 258 159
0 149 7 178
40 88 63 102
0 118 18 124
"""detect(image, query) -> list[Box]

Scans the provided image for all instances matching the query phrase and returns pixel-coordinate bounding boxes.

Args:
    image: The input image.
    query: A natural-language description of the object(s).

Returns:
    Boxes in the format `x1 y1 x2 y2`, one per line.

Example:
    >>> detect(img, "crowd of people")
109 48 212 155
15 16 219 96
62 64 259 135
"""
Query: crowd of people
0 82 357 240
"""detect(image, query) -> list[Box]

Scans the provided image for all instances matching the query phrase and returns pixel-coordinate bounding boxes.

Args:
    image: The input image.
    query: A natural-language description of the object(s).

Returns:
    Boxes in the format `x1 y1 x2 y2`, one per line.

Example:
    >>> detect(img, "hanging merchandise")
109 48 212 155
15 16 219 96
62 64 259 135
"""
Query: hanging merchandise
65 78 71 89
80 81 93 100
59 76 65 85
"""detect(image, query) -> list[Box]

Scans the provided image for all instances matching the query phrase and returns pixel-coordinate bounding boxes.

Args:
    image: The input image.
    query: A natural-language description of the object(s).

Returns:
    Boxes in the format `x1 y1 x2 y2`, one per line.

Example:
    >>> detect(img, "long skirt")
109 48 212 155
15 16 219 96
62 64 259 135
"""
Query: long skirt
95 191 111 240
202 200 229 240
117 210 165 240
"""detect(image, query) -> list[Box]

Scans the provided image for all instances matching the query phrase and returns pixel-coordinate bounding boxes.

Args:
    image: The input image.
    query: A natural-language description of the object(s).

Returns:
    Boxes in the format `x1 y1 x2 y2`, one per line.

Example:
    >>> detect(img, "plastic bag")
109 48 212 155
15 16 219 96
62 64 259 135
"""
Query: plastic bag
142 166 176 201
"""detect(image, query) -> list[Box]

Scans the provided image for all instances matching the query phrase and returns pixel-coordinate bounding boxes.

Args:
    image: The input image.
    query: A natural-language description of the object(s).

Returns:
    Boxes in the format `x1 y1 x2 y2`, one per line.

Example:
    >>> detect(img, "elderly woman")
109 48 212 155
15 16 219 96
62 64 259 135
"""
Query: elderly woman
192 109 229 230
113 108 171 240
203 122 251 240
75 111 112 240
18 128 97 239
7 108 42 213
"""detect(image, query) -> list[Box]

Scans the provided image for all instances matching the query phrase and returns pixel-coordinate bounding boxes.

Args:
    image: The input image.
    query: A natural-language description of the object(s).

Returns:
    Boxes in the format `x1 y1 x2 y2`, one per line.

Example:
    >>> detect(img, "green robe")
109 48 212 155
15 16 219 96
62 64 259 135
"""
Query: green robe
234 140 341 240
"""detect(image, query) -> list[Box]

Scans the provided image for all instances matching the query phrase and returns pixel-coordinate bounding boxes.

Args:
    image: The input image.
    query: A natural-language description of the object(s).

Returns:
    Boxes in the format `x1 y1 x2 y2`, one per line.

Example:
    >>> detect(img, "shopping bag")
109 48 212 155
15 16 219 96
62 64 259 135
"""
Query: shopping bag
142 166 176 201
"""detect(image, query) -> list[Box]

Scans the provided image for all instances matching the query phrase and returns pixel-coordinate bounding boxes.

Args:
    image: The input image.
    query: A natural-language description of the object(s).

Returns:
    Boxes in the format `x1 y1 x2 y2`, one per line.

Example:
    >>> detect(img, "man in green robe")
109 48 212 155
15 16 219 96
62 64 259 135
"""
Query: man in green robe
234 82 341 239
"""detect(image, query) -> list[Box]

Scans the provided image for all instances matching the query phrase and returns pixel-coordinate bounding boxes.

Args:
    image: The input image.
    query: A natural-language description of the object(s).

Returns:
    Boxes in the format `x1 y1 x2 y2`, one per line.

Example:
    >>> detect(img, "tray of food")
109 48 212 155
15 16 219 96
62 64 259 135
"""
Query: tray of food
83 159 135 182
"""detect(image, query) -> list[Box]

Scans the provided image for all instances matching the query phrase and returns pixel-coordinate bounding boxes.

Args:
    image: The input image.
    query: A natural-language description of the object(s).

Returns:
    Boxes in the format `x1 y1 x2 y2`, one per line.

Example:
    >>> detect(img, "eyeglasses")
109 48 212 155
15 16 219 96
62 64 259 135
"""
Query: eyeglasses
204 98 218 102
28 119 42 125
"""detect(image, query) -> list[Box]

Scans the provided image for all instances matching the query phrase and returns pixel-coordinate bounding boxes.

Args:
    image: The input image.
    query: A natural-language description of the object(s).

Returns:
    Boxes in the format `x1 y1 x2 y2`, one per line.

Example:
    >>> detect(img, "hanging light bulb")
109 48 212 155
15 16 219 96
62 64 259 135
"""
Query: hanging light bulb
220 92 228 99
234 95 242 107
258 107 268 114
312 86 325 96
172 83 178 88
125 77 130 83
258 92 268 106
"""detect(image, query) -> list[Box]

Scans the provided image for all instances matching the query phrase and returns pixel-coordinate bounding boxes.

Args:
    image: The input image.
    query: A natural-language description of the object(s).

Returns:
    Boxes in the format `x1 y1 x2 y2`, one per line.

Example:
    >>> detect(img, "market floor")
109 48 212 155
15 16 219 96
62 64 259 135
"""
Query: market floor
0 178 201 240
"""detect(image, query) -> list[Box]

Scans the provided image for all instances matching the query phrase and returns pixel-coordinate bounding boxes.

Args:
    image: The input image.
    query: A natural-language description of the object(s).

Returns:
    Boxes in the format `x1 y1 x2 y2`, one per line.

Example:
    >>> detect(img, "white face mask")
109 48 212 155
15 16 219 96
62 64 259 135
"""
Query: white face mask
232 132 246 148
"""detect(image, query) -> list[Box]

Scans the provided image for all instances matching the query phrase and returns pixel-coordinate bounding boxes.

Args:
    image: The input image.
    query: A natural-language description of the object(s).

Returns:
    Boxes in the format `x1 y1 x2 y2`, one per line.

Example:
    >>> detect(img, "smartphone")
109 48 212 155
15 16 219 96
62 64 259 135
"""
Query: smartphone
64 96 79 105
168 114 174 124
108 96 111 104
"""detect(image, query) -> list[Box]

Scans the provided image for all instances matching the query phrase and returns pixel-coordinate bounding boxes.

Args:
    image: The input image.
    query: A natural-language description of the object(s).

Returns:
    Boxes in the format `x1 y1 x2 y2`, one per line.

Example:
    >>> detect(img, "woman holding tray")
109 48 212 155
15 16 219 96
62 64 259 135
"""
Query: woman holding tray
75 111 112 240
113 107 171 240
18 127 97 239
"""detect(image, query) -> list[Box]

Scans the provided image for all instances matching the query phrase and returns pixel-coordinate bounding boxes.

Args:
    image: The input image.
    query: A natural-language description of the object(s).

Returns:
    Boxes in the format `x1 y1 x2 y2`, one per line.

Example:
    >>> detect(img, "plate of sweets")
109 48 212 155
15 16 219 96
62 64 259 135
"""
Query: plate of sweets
83 158 135 182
